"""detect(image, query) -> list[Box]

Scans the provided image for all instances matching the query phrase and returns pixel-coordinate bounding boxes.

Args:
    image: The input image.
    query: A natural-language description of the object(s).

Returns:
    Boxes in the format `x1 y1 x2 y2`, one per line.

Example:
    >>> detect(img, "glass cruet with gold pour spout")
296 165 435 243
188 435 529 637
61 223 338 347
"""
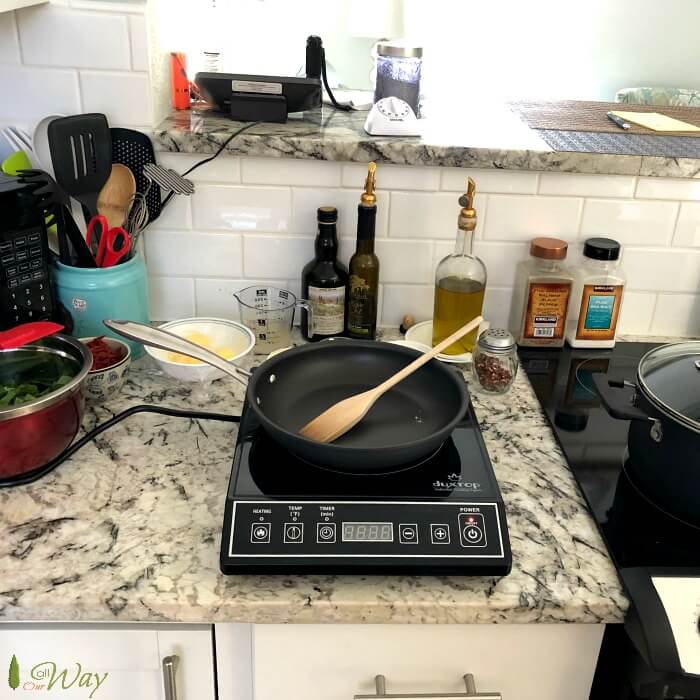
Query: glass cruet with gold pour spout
431 177 487 354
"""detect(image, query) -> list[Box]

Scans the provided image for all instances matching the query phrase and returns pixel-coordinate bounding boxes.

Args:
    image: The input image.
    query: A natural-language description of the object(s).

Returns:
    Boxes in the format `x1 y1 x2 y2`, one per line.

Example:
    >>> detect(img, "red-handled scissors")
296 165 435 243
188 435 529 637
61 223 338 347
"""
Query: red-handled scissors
86 215 132 268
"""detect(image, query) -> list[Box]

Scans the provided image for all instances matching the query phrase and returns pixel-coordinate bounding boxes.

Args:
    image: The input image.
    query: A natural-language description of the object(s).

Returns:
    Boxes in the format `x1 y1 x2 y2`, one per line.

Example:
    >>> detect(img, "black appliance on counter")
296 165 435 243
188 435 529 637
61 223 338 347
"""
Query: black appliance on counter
521 343 700 700
0 174 54 330
221 398 512 576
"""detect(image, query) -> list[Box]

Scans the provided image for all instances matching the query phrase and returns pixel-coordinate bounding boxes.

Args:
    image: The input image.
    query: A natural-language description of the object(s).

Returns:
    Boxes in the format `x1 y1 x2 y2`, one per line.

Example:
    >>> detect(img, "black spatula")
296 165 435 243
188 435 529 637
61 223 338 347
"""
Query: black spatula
48 113 112 222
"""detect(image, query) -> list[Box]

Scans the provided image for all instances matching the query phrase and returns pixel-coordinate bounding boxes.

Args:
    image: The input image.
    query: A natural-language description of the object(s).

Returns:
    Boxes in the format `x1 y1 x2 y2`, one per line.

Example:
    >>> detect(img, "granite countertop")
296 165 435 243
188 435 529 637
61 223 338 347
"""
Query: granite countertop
0 336 628 625
153 104 700 178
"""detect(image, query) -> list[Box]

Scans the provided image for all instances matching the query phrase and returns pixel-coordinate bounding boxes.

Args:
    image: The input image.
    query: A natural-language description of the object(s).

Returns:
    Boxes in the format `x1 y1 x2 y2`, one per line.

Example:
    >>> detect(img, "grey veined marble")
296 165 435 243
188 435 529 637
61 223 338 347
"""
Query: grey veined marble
153 106 700 178
0 342 627 625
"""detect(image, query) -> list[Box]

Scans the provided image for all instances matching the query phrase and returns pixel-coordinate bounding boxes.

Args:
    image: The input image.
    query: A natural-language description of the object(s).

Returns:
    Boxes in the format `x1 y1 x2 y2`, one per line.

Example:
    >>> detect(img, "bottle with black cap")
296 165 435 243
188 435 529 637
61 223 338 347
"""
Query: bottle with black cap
301 206 348 341
566 237 626 348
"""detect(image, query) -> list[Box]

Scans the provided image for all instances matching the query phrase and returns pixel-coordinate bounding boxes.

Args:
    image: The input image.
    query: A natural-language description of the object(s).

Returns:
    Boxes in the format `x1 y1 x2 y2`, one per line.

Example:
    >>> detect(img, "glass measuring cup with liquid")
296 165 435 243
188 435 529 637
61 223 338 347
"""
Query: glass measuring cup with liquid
234 286 312 354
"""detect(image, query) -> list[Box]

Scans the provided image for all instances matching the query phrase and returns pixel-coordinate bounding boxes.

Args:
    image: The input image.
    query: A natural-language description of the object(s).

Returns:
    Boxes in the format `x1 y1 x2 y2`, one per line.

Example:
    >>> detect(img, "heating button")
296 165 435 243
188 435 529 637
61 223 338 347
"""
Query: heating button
250 522 271 544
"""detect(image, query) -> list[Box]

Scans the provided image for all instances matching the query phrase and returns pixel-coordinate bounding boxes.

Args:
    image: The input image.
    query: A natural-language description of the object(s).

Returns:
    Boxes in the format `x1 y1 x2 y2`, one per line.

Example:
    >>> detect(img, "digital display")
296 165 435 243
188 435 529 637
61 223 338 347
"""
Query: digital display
342 522 393 542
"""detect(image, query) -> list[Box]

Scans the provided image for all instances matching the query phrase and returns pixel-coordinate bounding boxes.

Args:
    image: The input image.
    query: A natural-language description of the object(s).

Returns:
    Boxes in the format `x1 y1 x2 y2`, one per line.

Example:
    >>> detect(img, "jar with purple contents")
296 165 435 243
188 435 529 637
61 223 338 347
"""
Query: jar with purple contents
374 42 423 116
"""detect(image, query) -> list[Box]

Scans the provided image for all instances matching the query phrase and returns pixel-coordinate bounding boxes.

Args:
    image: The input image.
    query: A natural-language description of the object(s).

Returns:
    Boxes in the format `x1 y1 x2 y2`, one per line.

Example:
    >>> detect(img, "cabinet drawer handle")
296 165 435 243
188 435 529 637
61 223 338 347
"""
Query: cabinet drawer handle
162 655 180 700
354 674 501 700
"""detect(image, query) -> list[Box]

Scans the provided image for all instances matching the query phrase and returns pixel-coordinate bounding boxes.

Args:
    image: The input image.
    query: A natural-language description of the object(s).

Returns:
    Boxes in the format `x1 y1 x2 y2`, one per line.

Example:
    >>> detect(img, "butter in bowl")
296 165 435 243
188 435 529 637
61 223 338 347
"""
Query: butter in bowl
145 318 256 382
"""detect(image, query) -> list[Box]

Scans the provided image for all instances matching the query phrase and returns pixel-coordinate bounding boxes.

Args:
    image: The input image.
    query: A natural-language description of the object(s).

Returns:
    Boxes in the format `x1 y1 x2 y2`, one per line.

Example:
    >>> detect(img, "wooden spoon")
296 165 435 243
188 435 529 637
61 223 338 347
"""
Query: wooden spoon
299 316 484 444
97 164 136 229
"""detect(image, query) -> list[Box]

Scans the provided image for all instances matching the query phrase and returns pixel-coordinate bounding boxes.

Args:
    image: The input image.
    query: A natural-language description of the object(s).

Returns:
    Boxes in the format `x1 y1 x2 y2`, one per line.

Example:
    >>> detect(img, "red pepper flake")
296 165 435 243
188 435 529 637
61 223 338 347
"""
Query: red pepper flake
86 336 125 371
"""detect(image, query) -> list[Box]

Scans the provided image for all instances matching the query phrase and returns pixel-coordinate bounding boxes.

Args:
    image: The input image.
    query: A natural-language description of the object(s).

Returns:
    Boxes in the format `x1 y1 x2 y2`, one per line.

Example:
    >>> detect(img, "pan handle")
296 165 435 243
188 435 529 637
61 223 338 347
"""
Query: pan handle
103 319 251 386
591 373 651 423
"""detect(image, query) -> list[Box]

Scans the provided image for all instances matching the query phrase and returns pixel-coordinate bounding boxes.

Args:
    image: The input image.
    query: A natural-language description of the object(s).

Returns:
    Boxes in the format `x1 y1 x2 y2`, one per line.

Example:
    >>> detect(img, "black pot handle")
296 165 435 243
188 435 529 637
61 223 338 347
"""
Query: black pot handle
591 373 651 423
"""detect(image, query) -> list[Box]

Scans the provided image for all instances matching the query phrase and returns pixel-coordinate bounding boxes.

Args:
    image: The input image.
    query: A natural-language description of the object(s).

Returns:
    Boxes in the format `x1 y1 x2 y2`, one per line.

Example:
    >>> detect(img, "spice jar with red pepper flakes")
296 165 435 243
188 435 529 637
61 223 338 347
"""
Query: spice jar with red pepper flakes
472 328 518 394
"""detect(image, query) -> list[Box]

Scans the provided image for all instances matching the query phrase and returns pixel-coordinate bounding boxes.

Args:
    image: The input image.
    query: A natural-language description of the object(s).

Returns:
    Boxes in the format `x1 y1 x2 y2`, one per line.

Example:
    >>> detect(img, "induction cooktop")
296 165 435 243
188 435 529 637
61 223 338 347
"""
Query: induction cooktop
221 399 512 576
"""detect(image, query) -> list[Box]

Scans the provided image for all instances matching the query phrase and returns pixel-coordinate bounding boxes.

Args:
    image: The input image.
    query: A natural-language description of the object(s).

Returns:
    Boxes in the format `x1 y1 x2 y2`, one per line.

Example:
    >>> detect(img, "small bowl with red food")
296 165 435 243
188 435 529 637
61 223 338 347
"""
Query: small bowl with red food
80 336 131 402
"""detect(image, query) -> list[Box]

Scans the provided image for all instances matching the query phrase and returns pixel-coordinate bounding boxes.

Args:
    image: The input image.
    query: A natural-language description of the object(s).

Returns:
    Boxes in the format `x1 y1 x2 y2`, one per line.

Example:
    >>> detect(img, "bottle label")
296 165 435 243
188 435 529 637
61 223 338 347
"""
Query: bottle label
308 285 345 335
523 282 571 340
576 284 624 340
348 275 376 337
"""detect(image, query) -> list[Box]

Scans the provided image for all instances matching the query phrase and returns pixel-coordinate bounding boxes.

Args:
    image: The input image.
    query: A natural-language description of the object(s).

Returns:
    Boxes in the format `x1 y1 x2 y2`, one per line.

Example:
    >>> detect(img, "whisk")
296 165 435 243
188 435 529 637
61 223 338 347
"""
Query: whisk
124 191 150 255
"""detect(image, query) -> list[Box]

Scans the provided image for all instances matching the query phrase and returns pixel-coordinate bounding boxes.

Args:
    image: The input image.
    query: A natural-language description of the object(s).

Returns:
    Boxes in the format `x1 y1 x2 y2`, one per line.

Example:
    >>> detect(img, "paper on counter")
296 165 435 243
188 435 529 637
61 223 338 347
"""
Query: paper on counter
652 576 700 675
610 111 700 132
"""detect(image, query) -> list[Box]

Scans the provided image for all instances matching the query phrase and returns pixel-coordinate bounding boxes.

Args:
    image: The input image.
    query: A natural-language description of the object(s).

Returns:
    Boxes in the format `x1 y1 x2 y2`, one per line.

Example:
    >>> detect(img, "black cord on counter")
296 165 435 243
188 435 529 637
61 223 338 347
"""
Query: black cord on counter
321 48 353 111
0 406 240 488
160 120 262 210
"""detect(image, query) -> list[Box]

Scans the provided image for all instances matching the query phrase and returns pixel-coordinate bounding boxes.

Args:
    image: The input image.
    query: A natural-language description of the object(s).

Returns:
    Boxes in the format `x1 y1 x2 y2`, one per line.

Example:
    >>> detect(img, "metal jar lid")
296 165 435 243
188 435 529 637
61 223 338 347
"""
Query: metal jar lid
376 42 423 59
530 237 568 260
477 328 516 353
637 340 700 433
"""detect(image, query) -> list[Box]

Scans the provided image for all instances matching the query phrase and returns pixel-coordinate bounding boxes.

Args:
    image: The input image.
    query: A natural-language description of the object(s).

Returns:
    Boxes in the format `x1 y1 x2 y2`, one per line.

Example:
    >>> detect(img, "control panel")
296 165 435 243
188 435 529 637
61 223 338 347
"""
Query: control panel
226 501 507 564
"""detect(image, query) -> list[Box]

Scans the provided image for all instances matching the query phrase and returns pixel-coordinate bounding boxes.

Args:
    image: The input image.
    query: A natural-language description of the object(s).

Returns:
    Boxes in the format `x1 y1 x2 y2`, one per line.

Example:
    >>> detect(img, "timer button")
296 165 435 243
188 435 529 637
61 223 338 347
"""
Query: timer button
317 523 336 543
284 523 304 543
250 522 271 544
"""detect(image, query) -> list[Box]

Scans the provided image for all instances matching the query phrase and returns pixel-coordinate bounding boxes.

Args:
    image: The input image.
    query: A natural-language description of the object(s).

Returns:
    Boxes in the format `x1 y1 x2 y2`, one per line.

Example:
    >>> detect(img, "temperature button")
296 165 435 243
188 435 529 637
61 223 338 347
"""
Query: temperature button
284 523 304 543
317 523 336 543
250 523 271 544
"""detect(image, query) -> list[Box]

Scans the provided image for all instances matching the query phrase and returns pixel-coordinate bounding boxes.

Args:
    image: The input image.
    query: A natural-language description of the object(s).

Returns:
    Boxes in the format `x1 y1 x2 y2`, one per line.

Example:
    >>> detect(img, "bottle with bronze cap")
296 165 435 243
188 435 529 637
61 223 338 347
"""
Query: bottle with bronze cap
509 237 573 347
431 177 486 354
347 162 380 340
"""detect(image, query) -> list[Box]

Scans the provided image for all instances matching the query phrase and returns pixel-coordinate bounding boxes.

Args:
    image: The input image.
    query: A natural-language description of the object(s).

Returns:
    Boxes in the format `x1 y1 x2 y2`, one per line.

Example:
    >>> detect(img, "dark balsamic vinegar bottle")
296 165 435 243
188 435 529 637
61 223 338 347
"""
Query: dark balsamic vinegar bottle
301 206 348 341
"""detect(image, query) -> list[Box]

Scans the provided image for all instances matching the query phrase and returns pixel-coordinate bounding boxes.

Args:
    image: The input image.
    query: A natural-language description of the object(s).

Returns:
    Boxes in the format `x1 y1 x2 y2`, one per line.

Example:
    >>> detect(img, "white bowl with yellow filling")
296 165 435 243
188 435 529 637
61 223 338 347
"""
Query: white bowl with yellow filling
145 318 255 383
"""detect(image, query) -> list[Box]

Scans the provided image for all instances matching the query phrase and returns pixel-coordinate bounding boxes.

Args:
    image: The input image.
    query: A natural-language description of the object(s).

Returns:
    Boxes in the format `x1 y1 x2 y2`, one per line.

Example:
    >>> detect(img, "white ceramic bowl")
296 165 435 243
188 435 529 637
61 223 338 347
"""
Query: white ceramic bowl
146 317 255 383
404 319 490 364
80 337 131 402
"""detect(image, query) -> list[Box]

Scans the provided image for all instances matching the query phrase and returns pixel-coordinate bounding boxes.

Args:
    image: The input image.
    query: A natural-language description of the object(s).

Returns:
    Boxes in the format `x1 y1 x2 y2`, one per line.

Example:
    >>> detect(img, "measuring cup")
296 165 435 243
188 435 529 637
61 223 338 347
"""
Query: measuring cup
234 286 312 354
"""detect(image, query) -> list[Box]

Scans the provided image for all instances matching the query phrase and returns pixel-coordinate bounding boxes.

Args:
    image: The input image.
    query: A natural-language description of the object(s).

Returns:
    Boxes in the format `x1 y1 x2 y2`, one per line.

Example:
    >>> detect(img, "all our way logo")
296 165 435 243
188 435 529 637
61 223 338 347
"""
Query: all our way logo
7 654 108 698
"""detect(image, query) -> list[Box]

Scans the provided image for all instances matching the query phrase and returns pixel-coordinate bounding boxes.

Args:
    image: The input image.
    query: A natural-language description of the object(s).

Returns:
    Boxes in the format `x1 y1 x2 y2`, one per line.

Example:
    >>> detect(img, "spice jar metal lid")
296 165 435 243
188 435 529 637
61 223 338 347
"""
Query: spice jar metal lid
530 237 568 260
376 41 423 59
477 328 516 353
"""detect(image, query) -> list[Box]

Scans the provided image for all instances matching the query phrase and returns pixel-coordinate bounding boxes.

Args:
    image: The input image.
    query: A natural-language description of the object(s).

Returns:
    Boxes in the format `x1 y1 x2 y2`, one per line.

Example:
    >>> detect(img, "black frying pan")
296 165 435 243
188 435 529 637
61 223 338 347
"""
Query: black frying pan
104 322 468 473
246 340 468 472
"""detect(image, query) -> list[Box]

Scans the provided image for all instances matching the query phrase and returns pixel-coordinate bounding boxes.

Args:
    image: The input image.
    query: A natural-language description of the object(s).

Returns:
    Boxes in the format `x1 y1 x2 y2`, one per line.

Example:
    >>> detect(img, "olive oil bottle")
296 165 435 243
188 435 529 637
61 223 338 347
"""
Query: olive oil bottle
347 162 380 339
432 177 486 354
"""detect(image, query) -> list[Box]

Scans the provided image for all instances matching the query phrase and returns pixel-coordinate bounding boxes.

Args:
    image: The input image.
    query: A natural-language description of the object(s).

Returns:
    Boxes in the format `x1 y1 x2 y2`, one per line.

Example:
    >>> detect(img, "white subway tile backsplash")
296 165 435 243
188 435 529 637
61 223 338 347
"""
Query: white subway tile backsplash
381 285 433 326
635 177 700 201
18 5 130 70
441 168 538 195
149 276 195 320
192 185 291 232
128 14 148 72
0 12 20 64
80 71 152 126
617 291 656 334
651 294 700 336
158 152 241 184
580 199 678 246
673 202 700 247
374 239 434 284
484 195 582 241
149 195 191 230
0 65 80 120
343 163 440 191
145 230 242 277
539 173 636 198
389 192 486 239
243 235 313 279
196 278 261 319
291 188 389 237
242 157 341 187
472 241 528 287
623 248 700 293
482 287 515 330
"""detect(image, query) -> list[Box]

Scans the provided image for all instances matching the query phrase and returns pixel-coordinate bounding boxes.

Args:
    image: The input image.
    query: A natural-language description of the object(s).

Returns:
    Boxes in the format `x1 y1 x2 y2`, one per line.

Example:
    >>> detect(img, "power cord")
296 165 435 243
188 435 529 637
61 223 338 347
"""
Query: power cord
1 405 240 488
160 120 262 210
321 48 353 112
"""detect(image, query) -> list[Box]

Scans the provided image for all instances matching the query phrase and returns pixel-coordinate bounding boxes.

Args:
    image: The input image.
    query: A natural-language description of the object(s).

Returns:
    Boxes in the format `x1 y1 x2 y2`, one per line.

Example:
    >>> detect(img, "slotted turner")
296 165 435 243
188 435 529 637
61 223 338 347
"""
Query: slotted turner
48 114 112 221
299 316 484 444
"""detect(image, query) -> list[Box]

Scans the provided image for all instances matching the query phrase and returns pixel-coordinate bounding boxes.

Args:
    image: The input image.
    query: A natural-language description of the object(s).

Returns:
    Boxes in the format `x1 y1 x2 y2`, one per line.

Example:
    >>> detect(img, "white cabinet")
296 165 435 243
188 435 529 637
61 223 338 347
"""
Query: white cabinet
0 0 47 13
0 624 215 700
216 623 605 700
